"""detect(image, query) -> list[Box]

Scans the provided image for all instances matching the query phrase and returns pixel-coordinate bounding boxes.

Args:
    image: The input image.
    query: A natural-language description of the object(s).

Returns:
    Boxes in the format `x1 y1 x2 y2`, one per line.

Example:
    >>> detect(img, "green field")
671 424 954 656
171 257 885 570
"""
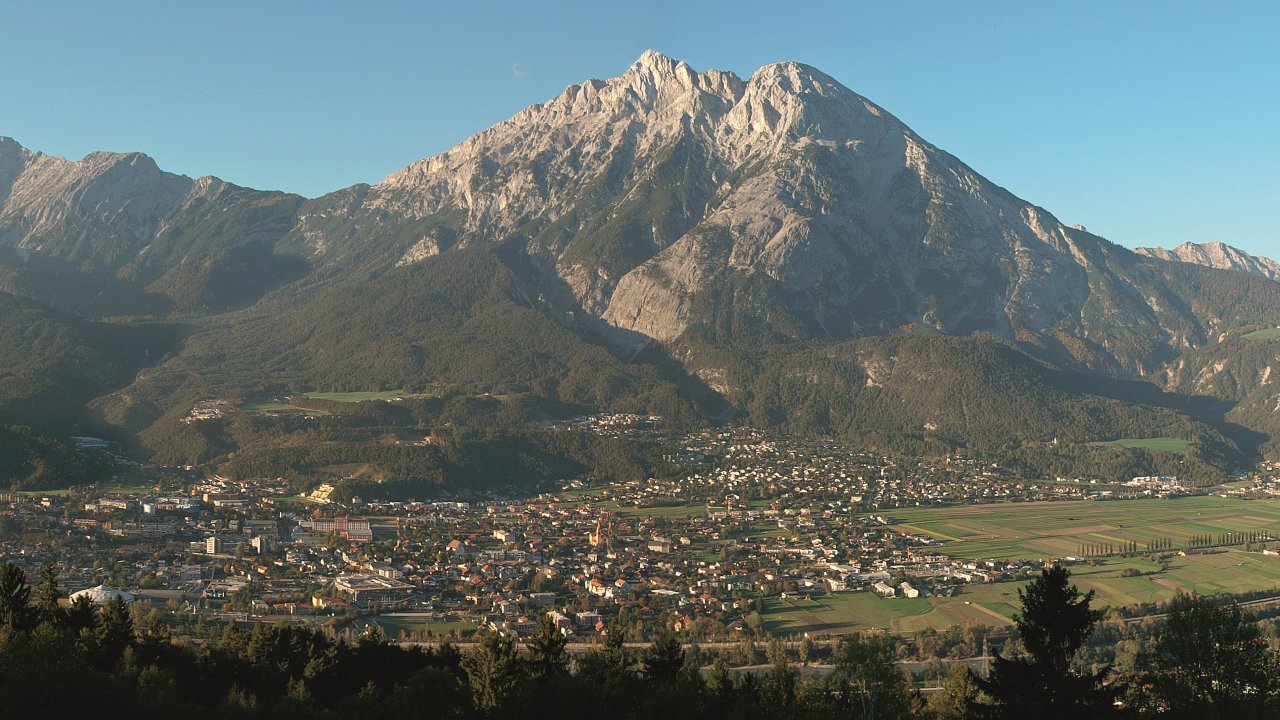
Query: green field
371 616 476 640
1243 327 1280 341
757 497 1280 633
761 550 1280 634
762 587 1025 635
603 501 710 519
243 390 423 414
888 497 1280 560
1089 437 1190 453
303 390 409 402
242 401 330 415
16 488 73 498
600 498 777 521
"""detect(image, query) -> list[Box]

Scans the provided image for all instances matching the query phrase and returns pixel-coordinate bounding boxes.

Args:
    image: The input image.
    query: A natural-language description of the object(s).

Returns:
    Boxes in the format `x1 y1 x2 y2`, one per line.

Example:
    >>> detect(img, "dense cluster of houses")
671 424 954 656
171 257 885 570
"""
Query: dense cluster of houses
0 427 1248 640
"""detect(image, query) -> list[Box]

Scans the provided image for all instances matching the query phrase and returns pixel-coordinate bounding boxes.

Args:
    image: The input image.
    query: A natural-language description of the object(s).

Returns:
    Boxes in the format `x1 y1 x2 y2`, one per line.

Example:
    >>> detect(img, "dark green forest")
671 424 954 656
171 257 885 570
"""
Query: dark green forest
4 241 1280 491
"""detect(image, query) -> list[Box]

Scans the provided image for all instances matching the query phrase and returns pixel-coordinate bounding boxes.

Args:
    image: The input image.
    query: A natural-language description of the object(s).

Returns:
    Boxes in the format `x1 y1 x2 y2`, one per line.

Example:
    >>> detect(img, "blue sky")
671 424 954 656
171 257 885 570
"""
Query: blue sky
2 1 1276 255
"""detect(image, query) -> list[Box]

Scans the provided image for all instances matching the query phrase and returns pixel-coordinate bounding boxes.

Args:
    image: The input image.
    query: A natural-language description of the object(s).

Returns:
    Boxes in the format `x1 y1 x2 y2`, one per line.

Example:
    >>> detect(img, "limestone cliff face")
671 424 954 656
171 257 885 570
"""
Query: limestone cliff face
290 52 1193 373
3 53 1270 378
1 144 199 264
1135 241 1280 282
0 137 298 280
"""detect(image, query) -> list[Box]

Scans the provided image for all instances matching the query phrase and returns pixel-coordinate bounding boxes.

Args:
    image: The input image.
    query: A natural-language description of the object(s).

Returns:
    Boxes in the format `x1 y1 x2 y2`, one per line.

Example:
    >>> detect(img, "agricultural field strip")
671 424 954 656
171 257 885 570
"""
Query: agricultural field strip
890 499 1280 554
897 523 965 542
1089 437 1191 453
765 549 1280 634
1243 328 1280 341
303 390 410 402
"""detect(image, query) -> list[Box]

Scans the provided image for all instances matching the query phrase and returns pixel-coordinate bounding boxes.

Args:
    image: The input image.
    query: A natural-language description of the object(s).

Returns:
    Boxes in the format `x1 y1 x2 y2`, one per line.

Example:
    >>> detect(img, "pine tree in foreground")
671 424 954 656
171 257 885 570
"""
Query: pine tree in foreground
972 564 1118 720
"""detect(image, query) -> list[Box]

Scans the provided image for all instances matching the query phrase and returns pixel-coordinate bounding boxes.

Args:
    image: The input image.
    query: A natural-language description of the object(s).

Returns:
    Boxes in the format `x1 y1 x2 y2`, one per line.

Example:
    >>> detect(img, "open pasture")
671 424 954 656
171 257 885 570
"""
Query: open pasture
303 390 410 402
242 401 330 415
887 497 1280 560
1089 437 1190 453
1243 327 1280 341
603 501 709 520
370 615 476 640
760 550 1280 634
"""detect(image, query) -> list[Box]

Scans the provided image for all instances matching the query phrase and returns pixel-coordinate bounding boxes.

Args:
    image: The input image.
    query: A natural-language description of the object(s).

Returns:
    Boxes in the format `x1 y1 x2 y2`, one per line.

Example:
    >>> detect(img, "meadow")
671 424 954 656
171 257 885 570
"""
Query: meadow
762 550 1280 634
242 401 330 415
763 587 1019 635
887 497 1280 560
759 497 1280 634
369 614 476 640
1089 437 1190 453
303 390 410 402
1242 327 1280 341
243 390 413 414
602 501 712 520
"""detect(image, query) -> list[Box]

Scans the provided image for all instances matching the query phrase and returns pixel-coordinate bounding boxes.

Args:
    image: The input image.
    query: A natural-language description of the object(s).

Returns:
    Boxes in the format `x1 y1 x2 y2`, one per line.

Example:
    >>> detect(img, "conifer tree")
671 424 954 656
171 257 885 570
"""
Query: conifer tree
641 632 685 685
0 562 37 632
524 613 568 677
64 594 97 633
461 630 522 714
929 663 986 720
96 595 134 667
973 565 1117 719
830 633 922 719
761 638 797 717
34 561 61 624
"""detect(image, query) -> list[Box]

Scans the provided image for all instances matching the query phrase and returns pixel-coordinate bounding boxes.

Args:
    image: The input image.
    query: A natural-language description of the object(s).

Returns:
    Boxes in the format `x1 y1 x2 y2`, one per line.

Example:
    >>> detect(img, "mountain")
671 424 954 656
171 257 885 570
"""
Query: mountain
275 52 1279 379
1134 241 1280 282
0 291 178 429
6 52 1280 483
0 136 305 316
0 290 180 489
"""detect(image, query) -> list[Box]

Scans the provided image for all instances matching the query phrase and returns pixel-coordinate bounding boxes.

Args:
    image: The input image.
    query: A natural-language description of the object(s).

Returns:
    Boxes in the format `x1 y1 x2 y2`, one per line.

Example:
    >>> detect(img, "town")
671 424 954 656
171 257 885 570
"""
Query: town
5 423 1280 650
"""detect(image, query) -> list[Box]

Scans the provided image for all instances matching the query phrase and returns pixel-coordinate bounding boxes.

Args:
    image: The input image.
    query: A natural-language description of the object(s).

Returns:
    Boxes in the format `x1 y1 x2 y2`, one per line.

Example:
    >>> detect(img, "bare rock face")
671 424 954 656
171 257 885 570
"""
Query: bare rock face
0 145 191 263
298 51 1155 364
1135 241 1280 282
0 137 301 276
0 137 32 205
3 53 1267 379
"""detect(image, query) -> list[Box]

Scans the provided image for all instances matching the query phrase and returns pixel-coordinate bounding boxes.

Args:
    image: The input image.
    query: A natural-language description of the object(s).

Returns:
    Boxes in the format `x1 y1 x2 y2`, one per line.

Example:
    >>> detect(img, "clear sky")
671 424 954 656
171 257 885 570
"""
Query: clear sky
1 1 1276 255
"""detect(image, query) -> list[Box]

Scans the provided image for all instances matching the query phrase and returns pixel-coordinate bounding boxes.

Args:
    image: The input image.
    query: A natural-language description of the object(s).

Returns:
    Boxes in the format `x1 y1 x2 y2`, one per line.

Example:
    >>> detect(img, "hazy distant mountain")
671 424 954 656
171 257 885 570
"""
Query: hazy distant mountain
6 52 1280 478
1134 241 1280 282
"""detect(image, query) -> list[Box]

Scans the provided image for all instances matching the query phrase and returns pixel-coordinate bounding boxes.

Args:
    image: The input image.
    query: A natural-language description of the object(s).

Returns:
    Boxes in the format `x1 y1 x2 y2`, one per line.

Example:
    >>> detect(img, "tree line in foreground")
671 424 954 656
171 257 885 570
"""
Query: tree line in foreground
0 562 1275 719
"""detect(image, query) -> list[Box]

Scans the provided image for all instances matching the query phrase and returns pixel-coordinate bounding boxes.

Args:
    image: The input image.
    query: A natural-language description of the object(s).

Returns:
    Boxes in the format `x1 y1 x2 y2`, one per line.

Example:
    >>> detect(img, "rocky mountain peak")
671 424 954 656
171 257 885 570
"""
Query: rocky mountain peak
624 50 744 98
371 52 746 223
0 137 34 204
305 53 1125 348
0 136 30 160
627 49 692 82
1134 240 1280 282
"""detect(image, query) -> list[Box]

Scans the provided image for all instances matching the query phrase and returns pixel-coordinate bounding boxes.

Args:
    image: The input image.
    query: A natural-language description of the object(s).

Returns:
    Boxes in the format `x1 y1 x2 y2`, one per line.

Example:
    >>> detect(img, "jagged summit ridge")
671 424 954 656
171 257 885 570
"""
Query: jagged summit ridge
1135 241 1280 282
288 52 1173 364
0 137 304 315
376 52 895 199
5 53 1272 387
